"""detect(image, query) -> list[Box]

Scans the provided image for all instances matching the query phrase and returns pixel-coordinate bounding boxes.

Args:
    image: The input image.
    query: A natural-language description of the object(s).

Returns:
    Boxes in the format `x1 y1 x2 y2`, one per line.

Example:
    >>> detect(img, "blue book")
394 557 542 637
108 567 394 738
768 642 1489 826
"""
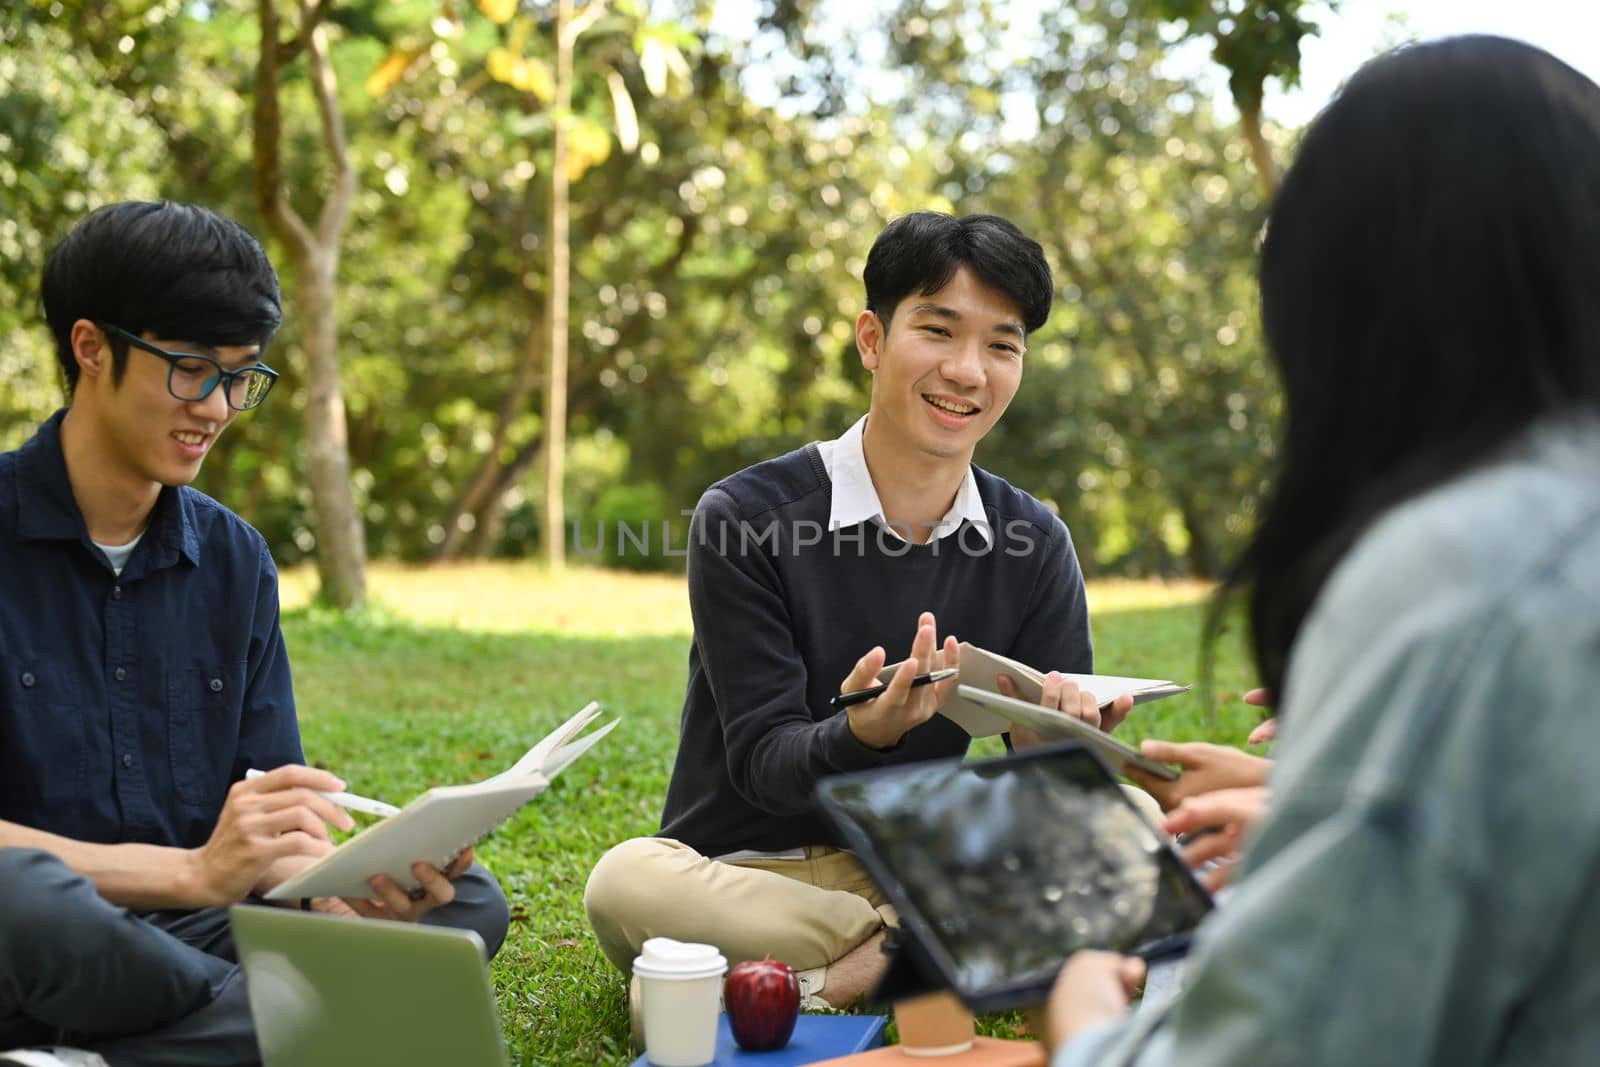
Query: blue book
631 1013 888 1066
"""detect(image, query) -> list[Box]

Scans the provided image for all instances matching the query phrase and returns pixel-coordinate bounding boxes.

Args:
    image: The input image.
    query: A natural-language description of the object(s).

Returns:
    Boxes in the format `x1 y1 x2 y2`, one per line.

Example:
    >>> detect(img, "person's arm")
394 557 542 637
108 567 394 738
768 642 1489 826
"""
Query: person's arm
688 489 902 815
232 539 307 788
0 763 354 910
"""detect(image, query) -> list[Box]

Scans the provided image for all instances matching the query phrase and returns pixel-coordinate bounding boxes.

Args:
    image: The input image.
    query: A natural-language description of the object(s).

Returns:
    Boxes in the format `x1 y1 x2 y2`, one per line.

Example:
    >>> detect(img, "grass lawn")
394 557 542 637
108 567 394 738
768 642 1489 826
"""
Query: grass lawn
281 564 1262 1065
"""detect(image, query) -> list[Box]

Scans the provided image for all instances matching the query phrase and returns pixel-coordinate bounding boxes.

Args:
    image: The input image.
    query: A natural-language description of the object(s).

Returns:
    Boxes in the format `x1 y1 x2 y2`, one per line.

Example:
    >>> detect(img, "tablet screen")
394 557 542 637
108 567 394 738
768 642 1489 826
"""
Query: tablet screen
818 746 1212 1005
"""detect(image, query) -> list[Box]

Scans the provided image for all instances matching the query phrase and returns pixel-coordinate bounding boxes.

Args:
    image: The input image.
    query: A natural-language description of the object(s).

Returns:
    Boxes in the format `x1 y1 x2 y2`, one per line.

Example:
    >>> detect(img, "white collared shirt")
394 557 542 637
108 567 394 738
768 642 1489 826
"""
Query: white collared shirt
815 415 993 548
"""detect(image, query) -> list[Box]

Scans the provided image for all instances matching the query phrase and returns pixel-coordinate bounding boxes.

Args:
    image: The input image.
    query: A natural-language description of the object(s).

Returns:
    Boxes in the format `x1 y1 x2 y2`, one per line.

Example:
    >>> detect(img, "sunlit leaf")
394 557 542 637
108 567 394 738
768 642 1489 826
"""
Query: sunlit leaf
514 56 555 101
365 46 423 97
564 117 613 181
638 35 666 97
486 46 518 83
604 68 637 153
475 0 517 25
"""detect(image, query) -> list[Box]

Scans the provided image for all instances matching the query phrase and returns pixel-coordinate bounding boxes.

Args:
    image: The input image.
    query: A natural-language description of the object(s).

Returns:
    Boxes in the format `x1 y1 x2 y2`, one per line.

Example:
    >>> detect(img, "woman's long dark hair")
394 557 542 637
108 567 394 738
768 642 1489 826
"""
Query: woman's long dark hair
1220 36 1600 701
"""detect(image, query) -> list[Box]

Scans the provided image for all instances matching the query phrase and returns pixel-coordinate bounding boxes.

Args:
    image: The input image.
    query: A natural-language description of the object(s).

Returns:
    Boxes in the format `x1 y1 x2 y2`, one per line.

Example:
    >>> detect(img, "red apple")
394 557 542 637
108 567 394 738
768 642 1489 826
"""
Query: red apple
724 956 801 1051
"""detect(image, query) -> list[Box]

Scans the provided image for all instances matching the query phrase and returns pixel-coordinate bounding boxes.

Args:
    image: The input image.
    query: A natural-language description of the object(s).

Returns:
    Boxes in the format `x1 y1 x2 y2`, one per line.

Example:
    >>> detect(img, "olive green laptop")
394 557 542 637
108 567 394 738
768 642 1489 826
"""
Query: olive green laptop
230 906 509 1067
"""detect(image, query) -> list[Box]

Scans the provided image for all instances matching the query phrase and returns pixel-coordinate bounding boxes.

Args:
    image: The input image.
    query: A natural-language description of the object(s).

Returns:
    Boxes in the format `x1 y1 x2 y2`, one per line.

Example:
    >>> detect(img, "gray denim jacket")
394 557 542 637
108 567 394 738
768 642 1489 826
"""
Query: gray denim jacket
1058 416 1600 1067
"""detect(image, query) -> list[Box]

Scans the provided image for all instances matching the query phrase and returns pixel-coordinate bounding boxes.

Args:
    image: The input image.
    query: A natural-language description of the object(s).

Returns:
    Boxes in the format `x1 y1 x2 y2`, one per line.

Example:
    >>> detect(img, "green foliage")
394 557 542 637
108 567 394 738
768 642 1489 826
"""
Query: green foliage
0 11 166 446
586 482 681 571
286 571 1259 1064
0 0 1295 579
1151 0 1326 109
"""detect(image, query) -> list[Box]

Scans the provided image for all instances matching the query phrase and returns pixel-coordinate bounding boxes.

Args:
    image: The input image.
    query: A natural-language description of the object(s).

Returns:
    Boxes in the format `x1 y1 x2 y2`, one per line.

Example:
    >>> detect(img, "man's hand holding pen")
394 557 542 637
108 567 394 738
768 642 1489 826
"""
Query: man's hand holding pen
839 611 961 751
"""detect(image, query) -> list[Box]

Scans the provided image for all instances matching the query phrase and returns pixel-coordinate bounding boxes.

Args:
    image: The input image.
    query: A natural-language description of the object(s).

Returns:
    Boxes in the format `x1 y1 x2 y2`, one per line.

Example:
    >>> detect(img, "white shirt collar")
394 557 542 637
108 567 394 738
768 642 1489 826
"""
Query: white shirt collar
815 415 992 546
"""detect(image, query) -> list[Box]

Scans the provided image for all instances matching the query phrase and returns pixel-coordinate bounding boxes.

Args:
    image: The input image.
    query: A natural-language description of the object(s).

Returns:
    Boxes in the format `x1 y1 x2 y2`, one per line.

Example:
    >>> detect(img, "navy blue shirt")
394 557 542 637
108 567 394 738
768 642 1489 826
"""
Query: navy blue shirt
0 410 302 849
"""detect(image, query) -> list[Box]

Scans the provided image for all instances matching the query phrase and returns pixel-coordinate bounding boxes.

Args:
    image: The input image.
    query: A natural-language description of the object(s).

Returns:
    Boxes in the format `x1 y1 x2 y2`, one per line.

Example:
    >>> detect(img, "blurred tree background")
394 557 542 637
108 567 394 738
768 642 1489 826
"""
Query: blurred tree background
0 0 1320 586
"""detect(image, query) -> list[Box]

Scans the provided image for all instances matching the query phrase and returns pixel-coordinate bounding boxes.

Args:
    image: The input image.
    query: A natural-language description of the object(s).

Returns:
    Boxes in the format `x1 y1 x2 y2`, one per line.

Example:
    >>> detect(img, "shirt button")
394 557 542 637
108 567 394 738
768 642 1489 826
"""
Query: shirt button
209 678 224 693
114 667 127 682
20 672 35 687
112 586 123 601
121 753 134 768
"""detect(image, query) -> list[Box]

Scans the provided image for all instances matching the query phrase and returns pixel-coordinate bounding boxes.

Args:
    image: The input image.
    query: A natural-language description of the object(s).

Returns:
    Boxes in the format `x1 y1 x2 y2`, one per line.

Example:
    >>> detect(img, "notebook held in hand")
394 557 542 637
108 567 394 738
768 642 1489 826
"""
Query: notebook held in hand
265 702 616 901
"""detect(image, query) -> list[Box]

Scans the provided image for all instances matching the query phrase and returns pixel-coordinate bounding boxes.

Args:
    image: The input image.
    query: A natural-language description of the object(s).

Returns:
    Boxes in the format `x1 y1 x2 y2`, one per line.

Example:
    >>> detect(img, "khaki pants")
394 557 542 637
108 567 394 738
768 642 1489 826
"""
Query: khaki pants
584 837 895 975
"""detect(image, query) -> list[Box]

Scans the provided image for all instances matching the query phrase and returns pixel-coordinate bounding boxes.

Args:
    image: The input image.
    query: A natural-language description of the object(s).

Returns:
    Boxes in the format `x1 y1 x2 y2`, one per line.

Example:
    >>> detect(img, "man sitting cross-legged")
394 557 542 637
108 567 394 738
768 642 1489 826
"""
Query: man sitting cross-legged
585 211 1143 1012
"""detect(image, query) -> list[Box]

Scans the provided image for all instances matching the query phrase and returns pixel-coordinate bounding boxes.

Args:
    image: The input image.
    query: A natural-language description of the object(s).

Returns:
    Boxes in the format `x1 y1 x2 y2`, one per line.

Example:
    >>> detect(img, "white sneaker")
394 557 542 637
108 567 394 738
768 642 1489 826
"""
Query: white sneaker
795 966 833 1011
0 1051 110 1067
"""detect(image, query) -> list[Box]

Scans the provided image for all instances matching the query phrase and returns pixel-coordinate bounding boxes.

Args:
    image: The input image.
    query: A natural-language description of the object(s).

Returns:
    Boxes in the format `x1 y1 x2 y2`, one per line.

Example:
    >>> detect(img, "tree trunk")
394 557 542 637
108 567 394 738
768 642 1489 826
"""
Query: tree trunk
297 249 367 607
467 437 547 555
544 0 574 570
432 304 546 561
252 0 366 609
1175 495 1217 580
1237 97 1280 198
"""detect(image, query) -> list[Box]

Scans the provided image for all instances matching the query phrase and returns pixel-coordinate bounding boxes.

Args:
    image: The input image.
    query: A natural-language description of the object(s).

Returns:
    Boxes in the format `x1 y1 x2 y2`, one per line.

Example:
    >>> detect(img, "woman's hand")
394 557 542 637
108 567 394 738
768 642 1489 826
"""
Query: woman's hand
1164 786 1270 891
1041 951 1146 1050
1124 741 1273 812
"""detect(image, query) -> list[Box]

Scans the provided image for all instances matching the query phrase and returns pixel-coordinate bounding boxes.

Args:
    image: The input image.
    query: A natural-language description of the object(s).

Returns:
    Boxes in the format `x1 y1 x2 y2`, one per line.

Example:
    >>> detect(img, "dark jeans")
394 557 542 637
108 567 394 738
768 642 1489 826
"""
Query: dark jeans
0 848 510 1067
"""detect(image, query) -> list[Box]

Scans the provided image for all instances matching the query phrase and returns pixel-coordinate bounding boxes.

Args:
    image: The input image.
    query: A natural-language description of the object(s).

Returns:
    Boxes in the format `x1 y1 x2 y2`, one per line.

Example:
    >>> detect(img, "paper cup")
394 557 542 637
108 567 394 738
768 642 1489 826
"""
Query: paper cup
633 938 727 1067
894 992 975 1057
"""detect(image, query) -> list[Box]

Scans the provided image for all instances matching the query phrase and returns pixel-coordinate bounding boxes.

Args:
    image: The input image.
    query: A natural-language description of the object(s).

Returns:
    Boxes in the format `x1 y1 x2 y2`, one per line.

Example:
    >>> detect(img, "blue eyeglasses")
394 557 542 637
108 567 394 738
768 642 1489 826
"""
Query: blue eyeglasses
100 323 279 411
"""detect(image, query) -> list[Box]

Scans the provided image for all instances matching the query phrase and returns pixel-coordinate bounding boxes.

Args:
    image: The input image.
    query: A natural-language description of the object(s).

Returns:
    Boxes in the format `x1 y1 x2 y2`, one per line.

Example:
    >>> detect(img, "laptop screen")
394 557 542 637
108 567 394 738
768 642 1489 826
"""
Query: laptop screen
230 907 508 1067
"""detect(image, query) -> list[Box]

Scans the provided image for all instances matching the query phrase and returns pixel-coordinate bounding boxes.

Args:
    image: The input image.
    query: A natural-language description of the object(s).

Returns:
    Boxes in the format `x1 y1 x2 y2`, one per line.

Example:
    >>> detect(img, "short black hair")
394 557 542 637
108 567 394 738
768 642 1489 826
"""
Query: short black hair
41 201 283 394
1223 35 1600 699
862 212 1053 334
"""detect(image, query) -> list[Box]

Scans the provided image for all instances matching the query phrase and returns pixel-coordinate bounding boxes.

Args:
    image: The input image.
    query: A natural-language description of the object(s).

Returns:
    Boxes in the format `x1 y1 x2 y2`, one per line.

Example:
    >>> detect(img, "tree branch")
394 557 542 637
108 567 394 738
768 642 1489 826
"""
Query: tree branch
299 0 356 247
275 0 333 65
253 0 315 259
561 0 610 49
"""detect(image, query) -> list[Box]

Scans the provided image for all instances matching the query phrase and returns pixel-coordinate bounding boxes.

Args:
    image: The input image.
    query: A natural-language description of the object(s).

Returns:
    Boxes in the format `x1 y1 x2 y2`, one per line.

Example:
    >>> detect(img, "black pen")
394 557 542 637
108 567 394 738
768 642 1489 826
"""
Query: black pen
829 668 959 710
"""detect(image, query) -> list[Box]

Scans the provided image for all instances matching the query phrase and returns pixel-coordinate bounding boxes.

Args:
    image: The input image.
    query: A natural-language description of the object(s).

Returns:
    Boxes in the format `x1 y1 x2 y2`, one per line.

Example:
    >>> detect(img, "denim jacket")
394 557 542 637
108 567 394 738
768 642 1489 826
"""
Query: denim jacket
1058 415 1600 1067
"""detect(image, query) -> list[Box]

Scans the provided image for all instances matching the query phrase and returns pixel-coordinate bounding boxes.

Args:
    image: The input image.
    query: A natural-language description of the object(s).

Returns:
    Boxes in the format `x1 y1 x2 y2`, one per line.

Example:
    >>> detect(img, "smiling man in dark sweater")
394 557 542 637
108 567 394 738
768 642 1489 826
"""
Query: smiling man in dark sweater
585 211 1135 1009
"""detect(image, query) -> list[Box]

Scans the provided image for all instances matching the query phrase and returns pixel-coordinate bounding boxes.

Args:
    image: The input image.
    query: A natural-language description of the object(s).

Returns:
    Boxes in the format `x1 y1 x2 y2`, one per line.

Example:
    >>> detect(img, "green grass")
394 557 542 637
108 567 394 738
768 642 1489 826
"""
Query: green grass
282 565 1261 1065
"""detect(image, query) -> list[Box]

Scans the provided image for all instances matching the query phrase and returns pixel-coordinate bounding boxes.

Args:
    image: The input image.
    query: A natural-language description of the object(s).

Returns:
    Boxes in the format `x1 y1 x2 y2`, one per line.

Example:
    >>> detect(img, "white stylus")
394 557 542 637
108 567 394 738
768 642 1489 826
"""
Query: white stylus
244 768 401 818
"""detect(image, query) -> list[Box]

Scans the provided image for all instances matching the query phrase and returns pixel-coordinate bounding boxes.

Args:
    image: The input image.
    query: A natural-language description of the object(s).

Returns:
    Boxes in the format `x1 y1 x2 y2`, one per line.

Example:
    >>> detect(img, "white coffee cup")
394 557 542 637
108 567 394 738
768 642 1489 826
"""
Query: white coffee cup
633 937 727 1067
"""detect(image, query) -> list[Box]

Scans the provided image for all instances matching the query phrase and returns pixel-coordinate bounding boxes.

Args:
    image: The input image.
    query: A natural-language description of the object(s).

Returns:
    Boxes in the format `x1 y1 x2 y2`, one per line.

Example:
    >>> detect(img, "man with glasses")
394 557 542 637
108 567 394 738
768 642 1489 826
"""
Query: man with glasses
0 202 508 1067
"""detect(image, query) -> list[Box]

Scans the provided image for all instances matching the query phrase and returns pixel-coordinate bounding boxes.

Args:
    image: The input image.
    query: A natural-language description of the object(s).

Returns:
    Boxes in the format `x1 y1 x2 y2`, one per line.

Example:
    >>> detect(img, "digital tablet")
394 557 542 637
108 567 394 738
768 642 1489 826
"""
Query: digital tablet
815 743 1213 1014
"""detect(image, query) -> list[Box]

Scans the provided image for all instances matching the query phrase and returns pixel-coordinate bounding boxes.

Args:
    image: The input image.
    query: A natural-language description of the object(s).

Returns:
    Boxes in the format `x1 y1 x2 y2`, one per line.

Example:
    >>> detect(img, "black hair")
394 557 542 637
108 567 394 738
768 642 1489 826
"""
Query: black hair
862 212 1054 334
41 201 283 394
1218 35 1600 700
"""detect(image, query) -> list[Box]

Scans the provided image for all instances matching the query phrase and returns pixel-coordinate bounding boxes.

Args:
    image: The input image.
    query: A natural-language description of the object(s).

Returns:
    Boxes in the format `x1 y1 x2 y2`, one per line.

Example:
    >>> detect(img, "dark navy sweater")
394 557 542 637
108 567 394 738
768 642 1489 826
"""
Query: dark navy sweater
659 444 1093 856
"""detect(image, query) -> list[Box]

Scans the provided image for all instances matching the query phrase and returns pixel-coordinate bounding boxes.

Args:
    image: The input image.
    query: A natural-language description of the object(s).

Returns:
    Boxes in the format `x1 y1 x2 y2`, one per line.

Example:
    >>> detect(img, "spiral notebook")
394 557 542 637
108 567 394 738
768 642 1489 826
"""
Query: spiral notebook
264 702 616 901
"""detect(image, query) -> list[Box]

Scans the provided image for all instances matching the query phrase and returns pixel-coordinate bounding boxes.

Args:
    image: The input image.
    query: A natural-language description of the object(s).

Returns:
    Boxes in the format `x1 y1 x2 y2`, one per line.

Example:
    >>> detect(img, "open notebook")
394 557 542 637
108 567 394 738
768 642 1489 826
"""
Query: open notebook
265 702 616 901
925 643 1190 739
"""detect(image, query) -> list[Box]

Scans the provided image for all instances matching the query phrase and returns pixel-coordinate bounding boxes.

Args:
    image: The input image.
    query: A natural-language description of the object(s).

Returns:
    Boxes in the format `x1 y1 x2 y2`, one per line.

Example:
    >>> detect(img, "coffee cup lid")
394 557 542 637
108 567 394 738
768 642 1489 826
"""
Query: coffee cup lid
632 937 728 980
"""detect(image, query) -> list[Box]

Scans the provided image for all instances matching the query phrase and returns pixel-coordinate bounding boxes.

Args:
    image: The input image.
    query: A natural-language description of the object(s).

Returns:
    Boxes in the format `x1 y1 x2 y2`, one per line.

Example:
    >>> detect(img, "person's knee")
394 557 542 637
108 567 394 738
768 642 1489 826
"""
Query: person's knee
0 848 118 970
427 863 511 960
584 838 680 970
583 838 669 929
1119 784 1166 833
0 848 91 937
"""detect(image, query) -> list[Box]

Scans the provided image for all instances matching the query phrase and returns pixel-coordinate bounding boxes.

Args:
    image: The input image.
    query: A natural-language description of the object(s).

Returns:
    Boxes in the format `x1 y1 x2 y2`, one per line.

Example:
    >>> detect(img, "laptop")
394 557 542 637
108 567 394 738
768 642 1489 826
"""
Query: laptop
230 906 510 1067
